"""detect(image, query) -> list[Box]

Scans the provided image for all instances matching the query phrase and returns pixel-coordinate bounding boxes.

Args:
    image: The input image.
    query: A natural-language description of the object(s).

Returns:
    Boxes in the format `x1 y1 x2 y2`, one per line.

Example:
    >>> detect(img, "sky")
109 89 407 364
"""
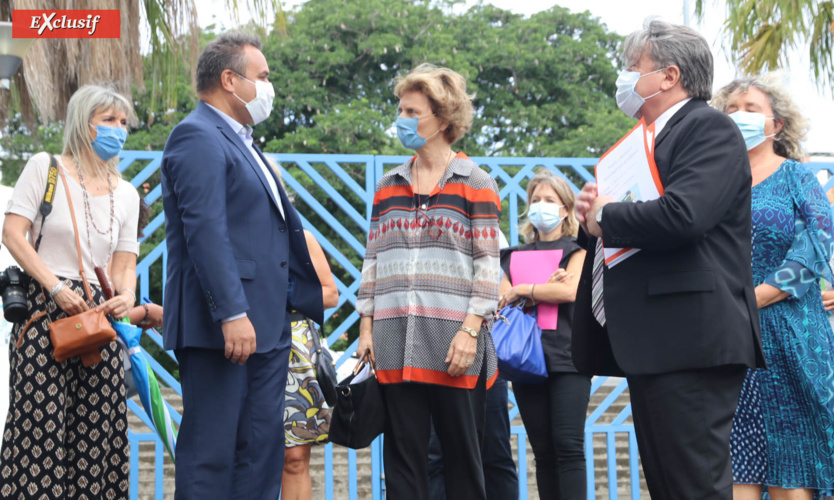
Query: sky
199 0 834 154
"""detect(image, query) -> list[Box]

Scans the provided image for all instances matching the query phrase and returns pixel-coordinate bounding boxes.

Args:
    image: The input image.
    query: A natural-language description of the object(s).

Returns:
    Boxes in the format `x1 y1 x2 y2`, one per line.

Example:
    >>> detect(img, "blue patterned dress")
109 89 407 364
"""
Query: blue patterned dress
731 159 834 496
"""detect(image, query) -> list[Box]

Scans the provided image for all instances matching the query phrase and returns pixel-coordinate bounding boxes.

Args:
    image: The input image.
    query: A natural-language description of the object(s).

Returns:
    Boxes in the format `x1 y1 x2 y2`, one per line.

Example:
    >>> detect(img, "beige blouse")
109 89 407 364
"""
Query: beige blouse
5 152 140 286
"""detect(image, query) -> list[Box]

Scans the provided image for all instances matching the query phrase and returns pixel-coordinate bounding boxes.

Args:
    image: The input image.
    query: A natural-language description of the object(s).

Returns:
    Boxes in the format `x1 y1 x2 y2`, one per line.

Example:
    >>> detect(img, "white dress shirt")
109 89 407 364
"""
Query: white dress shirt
653 98 692 136
204 102 285 219
204 102 286 324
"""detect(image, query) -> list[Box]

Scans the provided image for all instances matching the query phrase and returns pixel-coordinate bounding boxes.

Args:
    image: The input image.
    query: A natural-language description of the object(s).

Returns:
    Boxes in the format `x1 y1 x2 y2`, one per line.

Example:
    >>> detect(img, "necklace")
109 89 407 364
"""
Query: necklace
76 165 116 268
413 149 454 206
413 150 454 239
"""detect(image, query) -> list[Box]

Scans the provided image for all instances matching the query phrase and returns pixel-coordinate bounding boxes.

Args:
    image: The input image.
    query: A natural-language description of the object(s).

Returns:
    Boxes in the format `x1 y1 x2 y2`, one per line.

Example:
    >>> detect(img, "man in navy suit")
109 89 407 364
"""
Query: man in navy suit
161 32 323 499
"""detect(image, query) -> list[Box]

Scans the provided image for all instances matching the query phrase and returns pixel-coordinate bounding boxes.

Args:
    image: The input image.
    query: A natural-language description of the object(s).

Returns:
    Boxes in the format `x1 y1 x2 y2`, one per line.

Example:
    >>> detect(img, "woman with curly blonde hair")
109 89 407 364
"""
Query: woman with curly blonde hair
713 72 834 499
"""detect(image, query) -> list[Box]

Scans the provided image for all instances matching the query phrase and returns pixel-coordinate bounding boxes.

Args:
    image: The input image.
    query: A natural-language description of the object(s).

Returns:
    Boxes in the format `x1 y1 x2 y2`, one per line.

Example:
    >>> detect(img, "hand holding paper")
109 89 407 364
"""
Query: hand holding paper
575 182 599 225
594 119 663 267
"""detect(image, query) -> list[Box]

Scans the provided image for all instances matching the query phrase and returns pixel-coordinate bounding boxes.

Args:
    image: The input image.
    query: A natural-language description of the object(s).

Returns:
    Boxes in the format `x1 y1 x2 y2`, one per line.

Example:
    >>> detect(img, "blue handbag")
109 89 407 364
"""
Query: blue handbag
491 299 547 383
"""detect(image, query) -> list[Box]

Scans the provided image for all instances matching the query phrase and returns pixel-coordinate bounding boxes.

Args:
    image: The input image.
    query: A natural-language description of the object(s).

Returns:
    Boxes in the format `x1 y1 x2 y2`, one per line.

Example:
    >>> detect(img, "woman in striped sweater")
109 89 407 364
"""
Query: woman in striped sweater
356 64 502 500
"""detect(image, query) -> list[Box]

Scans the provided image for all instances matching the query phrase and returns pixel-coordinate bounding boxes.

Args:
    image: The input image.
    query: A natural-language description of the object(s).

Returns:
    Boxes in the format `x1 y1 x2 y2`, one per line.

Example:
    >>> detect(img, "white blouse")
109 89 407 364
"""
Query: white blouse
6 152 140 286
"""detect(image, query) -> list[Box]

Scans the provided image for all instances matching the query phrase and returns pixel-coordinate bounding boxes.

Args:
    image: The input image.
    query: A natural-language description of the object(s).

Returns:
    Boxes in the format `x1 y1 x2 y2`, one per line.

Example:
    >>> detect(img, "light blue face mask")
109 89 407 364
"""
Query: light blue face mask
615 67 667 118
396 116 442 150
729 111 776 150
90 124 128 161
528 202 565 234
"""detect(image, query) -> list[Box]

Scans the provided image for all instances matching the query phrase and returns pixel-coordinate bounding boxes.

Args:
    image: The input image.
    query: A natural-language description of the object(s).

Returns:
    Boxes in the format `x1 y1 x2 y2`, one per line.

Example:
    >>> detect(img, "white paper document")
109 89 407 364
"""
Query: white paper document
595 119 664 268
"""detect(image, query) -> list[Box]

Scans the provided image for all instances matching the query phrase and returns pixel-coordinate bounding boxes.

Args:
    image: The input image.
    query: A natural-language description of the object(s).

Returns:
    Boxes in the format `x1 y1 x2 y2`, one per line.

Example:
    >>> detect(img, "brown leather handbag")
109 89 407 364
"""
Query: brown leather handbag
47 160 115 366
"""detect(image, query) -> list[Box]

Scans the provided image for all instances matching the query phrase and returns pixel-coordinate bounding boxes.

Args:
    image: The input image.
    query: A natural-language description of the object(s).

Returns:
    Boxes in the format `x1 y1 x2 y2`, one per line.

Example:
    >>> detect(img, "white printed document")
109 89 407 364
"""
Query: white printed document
595 119 664 267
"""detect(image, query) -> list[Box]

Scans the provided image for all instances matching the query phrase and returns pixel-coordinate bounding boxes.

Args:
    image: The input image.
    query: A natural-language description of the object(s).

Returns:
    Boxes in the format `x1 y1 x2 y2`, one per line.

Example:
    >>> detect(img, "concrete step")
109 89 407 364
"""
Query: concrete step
129 378 648 499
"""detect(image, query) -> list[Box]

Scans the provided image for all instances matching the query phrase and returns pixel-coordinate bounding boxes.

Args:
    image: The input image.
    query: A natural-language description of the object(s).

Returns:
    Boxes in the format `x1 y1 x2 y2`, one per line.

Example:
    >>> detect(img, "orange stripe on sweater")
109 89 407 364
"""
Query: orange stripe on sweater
377 367 481 389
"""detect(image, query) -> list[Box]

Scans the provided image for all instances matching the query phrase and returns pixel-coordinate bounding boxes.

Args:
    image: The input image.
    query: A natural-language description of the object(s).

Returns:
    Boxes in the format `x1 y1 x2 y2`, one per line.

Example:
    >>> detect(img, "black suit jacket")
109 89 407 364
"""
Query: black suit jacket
572 99 766 376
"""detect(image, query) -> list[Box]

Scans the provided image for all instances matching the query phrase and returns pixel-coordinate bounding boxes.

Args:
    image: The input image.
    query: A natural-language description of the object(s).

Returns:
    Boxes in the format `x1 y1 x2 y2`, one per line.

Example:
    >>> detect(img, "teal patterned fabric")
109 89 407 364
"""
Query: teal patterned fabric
731 159 834 496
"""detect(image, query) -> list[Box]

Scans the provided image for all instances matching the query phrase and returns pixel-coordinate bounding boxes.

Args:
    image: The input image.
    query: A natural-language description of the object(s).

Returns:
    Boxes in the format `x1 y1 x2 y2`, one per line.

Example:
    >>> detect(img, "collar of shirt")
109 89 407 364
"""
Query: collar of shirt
392 152 474 190
203 102 254 147
202 101 285 220
652 97 692 136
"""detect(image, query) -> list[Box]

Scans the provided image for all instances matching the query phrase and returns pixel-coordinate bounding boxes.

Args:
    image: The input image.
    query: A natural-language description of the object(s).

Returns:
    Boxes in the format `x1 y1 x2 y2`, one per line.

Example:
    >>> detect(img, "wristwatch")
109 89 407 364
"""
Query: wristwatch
595 204 605 224
460 326 479 338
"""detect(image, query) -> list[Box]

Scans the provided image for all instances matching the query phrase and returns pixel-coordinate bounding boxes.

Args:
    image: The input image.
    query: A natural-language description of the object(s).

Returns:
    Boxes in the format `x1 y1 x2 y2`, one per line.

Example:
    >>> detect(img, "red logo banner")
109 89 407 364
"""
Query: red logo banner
12 10 120 38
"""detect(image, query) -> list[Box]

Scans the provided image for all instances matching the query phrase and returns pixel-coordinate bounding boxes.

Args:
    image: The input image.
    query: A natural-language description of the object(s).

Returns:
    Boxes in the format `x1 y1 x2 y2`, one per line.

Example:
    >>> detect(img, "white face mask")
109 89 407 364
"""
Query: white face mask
615 67 666 118
233 73 275 125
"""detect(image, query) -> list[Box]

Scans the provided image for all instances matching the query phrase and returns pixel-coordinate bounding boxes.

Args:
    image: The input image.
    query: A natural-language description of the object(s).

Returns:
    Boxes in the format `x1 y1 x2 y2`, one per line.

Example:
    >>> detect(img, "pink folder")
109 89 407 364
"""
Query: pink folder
509 249 563 330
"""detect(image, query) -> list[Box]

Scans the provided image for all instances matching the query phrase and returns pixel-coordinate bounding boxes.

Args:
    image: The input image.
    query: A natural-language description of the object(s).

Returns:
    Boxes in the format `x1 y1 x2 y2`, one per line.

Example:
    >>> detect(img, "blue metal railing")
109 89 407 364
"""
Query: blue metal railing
119 151 834 500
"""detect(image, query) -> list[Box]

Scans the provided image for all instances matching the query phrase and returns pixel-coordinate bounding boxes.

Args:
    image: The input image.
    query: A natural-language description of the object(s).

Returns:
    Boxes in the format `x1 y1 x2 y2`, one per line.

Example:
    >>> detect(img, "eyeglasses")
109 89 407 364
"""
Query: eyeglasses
415 205 443 240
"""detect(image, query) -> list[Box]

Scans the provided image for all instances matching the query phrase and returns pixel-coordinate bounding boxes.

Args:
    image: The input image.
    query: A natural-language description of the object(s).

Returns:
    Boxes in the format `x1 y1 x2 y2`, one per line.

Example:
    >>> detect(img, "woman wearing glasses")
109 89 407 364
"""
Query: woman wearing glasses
356 64 501 500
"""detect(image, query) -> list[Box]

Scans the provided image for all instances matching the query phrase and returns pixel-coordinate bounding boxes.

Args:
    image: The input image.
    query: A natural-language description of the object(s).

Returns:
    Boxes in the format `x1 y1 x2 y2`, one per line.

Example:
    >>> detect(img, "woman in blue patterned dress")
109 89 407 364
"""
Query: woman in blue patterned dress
713 73 834 500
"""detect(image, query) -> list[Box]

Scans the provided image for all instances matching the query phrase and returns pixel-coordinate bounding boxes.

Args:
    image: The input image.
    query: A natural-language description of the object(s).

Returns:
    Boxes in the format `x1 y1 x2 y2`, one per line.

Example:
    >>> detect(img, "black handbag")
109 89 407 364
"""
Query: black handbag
329 355 385 449
308 319 338 406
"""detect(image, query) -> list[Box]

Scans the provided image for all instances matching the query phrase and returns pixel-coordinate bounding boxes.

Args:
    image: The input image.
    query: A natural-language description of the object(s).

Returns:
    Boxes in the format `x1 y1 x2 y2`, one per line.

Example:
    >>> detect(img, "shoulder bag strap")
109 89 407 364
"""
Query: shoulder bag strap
55 159 95 304
307 318 322 351
32 155 59 252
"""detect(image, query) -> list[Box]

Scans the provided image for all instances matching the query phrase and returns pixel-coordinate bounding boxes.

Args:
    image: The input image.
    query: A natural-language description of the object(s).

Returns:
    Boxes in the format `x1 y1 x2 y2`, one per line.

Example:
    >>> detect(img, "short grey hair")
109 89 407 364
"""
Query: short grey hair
196 32 262 92
63 84 133 179
622 18 713 100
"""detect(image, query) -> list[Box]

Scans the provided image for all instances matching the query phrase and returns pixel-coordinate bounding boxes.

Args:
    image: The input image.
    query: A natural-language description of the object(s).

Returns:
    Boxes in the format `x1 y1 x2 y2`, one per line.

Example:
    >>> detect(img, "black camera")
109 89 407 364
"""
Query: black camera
0 266 28 323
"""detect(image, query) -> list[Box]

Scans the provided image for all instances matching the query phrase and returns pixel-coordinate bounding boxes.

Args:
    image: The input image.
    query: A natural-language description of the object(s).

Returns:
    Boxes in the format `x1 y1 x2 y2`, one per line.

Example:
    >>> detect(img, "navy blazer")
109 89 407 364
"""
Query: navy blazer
161 101 323 352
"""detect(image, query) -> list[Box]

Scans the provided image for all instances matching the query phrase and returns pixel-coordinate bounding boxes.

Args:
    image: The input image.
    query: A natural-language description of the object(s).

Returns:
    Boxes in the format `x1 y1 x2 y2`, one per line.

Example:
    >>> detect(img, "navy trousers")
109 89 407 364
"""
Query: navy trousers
428 376 519 500
174 323 291 500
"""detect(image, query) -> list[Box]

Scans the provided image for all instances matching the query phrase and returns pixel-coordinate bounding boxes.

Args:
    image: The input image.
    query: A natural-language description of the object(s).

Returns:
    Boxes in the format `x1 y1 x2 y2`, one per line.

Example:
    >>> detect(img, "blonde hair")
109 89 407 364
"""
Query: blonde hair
711 72 808 161
264 155 294 203
393 63 475 144
63 85 133 179
520 170 579 243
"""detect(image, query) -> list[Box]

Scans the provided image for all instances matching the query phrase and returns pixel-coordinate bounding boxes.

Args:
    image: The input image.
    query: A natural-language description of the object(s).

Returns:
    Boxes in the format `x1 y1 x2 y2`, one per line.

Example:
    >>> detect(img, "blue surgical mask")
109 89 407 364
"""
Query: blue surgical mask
90 124 127 161
396 116 441 150
615 67 666 118
528 202 565 234
729 111 776 150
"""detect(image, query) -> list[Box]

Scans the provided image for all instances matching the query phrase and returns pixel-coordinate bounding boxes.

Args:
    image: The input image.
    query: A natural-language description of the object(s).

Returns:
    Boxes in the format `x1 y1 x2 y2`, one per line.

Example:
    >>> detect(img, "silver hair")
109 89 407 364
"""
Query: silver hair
196 32 262 92
711 72 808 161
63 84 133 179
622 18 714 100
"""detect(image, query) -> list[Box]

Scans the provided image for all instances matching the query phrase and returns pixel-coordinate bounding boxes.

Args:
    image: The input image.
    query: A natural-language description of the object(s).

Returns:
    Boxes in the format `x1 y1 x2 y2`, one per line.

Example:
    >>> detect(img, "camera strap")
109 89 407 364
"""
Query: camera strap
33 155 59 252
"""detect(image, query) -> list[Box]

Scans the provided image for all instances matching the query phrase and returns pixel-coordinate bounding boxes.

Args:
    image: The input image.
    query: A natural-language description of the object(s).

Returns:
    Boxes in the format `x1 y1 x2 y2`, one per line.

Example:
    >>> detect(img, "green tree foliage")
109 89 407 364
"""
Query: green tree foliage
253 0 631 349
258 0 631 157
1 0 632 353
697 0 834 92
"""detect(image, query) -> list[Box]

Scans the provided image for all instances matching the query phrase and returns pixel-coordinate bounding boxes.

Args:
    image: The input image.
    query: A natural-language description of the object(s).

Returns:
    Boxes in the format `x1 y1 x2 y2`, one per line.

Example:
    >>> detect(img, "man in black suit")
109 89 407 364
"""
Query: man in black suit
573 19 765 500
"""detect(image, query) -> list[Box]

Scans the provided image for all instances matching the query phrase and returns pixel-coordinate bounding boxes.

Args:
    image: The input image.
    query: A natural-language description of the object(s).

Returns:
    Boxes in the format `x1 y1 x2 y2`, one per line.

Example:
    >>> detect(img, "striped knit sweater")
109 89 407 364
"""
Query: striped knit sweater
356 152 501 389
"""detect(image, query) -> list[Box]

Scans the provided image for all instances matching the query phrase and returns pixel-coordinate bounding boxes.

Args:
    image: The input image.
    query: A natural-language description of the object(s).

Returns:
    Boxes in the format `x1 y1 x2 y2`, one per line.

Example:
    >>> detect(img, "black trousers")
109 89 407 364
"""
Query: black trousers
380 371 487 500
627 365 747 500
514 372 592 500
427 376 519 500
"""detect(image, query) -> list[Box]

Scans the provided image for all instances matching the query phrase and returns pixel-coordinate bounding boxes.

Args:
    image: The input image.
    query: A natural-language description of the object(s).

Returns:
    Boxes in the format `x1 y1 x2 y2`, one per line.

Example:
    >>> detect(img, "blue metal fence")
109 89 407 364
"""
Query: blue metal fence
119 151 834 500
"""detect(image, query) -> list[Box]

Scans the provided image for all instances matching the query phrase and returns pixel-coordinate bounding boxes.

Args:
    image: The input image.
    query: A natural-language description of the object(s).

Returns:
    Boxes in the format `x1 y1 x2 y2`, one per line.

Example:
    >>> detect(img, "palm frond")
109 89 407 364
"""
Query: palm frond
698 0 834 94
1 0 286 126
